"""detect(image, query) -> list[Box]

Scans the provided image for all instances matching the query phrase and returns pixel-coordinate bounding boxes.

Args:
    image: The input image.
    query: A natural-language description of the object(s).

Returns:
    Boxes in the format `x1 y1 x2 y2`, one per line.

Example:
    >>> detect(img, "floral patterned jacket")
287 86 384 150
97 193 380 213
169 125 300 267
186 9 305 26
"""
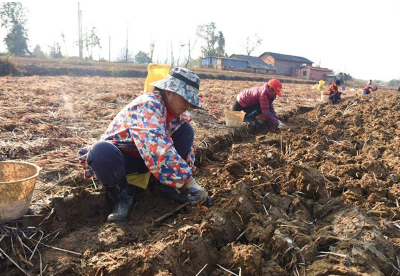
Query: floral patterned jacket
78 91 195 188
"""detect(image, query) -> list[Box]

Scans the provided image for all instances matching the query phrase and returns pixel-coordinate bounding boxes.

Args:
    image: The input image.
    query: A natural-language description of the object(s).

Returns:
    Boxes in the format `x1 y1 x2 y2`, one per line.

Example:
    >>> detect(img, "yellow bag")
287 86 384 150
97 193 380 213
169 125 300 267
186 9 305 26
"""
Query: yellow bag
317 80 325 90
144 63 171 93
126 171 151 189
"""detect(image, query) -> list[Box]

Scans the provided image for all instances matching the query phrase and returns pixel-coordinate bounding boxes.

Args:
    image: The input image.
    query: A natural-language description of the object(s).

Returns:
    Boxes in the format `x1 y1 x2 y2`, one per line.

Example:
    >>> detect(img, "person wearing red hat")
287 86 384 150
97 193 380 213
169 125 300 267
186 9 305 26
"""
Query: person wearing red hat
232 79 284 127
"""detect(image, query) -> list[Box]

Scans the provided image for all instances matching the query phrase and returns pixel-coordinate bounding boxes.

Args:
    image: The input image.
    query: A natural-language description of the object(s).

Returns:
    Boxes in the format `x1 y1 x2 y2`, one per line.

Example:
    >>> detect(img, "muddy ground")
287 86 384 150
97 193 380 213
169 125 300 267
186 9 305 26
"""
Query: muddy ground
1 76 400 275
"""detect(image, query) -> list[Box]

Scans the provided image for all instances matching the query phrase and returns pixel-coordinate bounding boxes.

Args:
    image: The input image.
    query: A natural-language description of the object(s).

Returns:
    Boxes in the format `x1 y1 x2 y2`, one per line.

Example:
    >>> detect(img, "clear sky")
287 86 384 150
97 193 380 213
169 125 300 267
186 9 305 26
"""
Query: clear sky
1 0 399 81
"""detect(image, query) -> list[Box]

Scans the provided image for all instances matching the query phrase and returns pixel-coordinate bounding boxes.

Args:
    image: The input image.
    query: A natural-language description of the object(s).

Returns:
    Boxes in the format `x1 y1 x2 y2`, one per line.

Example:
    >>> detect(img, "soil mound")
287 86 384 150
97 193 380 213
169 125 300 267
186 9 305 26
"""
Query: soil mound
2 90 400 275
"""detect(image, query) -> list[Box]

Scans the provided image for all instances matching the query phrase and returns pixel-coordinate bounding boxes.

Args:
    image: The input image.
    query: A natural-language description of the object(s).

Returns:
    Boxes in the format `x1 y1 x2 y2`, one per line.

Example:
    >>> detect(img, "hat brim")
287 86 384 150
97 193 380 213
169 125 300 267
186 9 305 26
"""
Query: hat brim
150 76 204 109
276 89 283 97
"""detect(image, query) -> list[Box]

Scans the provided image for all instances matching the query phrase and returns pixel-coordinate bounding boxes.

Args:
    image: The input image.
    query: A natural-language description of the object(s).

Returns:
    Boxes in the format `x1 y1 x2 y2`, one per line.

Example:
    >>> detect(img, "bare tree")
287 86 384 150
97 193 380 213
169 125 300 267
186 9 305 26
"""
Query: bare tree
61 32 68 57
242 33 263 56
164 42 168 64
149 40 155 62
177 41 184 66
83 26 101 60
185 39 197 67
116 47 134 62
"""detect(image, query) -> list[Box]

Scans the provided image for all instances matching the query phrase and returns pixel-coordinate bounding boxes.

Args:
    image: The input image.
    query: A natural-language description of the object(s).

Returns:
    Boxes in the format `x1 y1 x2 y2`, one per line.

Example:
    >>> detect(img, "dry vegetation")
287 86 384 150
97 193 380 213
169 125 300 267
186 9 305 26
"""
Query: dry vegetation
9 56 317 83
0 75 337 180
1 67 400 276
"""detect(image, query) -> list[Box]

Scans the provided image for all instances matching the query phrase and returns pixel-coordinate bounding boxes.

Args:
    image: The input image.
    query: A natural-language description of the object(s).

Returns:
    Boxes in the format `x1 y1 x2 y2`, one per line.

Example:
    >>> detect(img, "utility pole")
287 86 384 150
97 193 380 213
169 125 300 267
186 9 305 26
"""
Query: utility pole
125 23 129 63
165 42 168 64
78 3 83 62
109 32 111 62
170 41 174 67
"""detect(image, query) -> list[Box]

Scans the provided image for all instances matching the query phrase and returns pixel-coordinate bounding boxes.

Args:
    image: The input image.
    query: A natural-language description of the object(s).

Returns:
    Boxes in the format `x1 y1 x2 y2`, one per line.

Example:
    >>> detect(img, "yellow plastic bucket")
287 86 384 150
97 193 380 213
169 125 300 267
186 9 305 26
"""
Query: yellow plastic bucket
143 63 171 93
224 110 246 127
0 161 41 221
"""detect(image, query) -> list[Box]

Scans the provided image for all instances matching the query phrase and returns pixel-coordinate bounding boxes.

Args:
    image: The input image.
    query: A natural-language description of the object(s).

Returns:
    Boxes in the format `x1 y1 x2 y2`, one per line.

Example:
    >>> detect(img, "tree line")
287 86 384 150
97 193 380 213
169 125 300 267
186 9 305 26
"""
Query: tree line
0 3 263 66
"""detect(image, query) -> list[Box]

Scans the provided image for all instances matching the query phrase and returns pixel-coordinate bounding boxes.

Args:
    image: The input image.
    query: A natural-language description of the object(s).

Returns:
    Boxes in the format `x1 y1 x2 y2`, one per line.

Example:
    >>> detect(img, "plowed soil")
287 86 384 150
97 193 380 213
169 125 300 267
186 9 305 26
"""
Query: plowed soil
1 76 400 276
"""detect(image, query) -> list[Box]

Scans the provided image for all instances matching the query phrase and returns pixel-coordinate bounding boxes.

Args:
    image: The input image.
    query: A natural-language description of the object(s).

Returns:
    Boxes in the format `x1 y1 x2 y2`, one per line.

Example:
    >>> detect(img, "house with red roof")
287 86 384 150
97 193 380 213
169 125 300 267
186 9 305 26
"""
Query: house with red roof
259 52 313 76
293 65 335 82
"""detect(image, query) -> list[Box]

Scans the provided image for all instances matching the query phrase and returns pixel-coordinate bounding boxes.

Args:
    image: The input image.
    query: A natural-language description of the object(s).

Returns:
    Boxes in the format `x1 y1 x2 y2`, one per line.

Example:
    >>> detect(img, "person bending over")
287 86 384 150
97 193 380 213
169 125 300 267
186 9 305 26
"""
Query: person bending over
79 68 210 222
232 79 284 127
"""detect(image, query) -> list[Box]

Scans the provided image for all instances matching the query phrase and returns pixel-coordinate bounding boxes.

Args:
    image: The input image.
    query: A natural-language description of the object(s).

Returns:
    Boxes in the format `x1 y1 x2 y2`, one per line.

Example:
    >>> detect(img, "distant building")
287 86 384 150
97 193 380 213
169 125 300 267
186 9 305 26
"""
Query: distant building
202 56 246 70
259 52 313 76
201 55 276 74
292 65 335 82
230 54 276 74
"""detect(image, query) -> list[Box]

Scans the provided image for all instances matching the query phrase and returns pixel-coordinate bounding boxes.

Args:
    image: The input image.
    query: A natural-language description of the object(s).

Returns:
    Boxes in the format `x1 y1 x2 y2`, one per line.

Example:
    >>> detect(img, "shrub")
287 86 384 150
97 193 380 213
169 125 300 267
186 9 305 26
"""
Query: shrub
0 56 24 76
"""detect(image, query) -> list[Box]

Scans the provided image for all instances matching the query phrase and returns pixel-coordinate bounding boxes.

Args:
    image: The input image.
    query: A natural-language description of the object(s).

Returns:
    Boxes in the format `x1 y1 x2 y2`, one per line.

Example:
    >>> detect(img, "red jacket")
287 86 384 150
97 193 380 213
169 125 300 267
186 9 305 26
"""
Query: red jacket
236 84 279 126
328 84 341 99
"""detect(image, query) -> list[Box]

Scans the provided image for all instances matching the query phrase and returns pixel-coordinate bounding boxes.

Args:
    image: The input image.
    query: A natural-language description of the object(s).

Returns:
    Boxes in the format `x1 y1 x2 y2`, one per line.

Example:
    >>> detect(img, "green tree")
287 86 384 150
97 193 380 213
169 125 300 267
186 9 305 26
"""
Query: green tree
196 22 225 57
216 31 225 57
0 3 30 56
32 44 45 58
337 72 353 83
388 79 400 87
134 51 151 64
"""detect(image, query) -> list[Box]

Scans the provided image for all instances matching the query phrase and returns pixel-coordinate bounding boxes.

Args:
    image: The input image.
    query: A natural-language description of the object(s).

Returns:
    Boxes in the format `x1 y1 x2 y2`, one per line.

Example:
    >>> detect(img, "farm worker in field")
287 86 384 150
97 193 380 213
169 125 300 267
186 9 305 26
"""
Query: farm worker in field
328 79 342 104
78 67 211 222
367 79 372 87
232 79 285 127
361 85 371 95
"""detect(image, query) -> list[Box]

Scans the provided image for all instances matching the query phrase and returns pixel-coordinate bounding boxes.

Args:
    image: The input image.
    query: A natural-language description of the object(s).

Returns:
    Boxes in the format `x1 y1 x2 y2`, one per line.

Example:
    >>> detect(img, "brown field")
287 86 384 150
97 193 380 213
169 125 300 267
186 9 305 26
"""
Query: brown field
1 72 400 276
10 56 318 84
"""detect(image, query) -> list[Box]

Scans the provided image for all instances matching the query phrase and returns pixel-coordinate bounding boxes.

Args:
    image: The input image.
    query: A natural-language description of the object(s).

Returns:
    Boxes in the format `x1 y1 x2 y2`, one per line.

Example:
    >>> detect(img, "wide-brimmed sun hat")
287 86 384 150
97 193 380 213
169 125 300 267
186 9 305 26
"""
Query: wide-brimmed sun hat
150 67 204 109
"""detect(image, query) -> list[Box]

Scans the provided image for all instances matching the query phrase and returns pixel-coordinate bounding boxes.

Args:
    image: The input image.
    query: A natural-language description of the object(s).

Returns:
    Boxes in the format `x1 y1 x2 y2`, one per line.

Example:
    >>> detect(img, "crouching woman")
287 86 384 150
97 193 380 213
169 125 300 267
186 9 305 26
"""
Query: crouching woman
78 68 211 222
232 79 284 127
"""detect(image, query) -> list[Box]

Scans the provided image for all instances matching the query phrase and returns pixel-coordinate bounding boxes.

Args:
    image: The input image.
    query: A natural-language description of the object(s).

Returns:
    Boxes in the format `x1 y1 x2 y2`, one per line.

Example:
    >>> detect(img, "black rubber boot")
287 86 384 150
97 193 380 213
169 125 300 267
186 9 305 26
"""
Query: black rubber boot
244 110 258 126
105 178 133 222
107 195 133 222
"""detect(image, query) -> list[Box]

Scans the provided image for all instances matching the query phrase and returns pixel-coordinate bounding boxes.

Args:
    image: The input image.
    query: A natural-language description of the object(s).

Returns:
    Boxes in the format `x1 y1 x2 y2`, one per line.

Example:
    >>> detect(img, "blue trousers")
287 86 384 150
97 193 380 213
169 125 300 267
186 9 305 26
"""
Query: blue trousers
232 100 262 116
87 122 194 188
329 92 339 103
